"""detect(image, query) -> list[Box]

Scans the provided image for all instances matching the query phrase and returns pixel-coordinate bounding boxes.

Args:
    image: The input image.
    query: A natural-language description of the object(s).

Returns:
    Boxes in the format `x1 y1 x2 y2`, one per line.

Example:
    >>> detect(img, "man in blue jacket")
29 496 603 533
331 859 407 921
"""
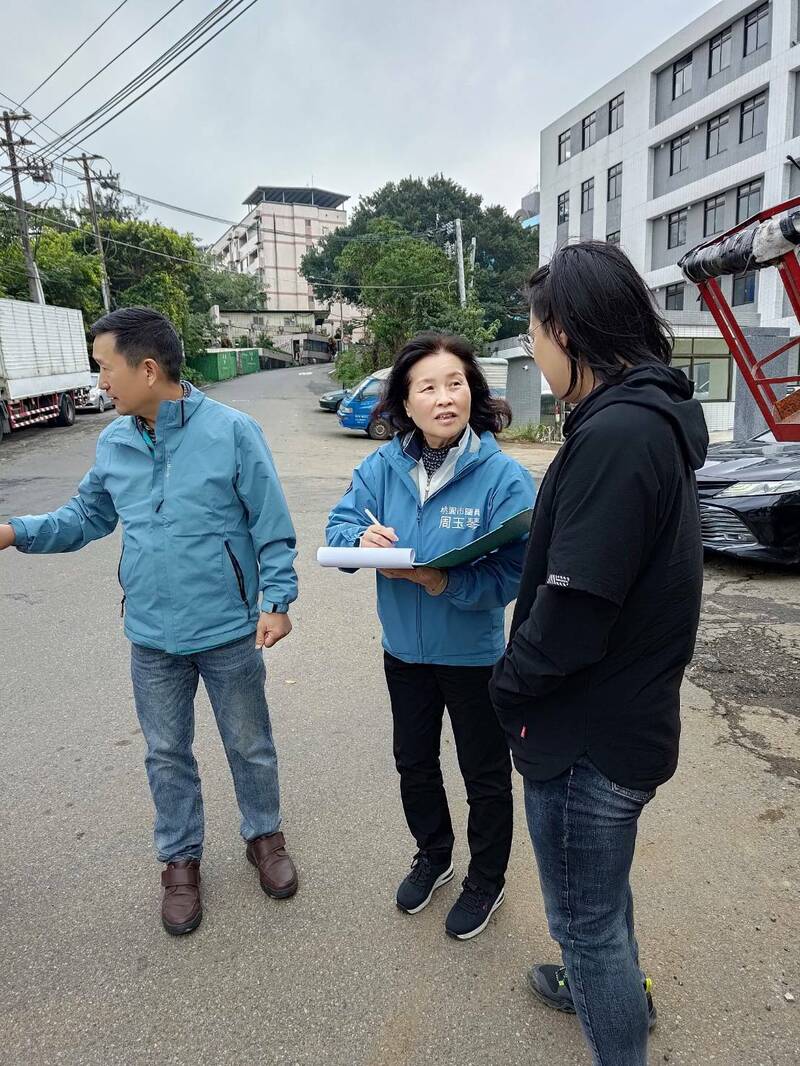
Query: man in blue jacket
0 307 299 936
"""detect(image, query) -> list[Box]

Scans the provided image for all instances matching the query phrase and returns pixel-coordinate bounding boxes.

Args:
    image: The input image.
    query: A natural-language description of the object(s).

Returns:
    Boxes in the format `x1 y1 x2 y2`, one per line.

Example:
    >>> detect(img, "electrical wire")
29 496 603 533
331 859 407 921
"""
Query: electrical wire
20 1 131 105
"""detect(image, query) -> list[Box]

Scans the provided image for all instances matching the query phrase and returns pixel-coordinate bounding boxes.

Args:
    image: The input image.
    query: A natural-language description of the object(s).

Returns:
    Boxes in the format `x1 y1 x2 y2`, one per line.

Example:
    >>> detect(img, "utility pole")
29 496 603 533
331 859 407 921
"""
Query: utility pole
454 217 466 307
66 153 114 313
1 111 45 303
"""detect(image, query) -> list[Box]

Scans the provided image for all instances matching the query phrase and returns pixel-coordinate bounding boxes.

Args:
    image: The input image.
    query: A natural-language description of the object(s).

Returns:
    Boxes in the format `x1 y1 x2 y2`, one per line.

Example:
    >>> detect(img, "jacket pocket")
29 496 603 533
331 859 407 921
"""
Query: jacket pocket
224 540 247 604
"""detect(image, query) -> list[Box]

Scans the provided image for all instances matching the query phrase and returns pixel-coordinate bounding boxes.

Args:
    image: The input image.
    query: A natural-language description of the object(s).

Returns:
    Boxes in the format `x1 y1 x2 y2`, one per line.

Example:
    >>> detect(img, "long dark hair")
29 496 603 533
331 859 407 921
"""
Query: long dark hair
375 331 512 436
527 241 674 395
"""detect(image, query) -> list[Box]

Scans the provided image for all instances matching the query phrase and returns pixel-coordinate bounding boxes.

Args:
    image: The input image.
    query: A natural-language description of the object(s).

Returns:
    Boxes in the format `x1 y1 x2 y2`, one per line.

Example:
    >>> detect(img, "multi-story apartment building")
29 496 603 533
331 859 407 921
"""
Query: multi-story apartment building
211 185 362 336
539 0 800 432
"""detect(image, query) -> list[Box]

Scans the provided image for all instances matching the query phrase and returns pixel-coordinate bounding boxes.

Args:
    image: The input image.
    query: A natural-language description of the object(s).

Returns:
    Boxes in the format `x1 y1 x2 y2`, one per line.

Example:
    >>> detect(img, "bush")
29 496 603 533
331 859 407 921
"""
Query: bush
181 362 206 387
500 422 563 444
334 345 384 388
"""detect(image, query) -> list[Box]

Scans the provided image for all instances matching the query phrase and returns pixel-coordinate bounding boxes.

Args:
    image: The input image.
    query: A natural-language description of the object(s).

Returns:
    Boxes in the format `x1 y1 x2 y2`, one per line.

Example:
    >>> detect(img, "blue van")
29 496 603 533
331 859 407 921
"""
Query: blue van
336 367 393 440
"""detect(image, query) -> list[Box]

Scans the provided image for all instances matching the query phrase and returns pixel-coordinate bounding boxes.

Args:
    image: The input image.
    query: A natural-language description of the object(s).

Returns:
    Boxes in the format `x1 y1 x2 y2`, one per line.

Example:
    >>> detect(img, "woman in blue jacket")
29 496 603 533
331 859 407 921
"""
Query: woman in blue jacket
326 332 535 940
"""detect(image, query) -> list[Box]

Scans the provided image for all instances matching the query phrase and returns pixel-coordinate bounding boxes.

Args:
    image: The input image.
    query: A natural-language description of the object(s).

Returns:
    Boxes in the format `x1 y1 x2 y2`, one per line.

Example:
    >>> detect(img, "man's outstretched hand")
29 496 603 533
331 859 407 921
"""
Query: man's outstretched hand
0 524 15 551
256 611 292 649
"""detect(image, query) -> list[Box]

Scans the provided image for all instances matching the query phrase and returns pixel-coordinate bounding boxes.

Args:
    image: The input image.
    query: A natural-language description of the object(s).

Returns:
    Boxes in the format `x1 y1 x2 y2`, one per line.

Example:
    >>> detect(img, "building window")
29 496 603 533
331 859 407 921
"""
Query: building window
607 162 623 200
668 208 688 249
672 53 693 99
557 191 570 225
670 133 691 175
744 4 769 56
737 179 762 222
673 351 733 400
558 129 571 164
609 93 624 132
706 113 729 158
665 283 685 310
709 26 732 76
582 112 597 149
733 270 757 305
606 230 621 244
581 178 595 213
704 194 726 236
740 93 766 142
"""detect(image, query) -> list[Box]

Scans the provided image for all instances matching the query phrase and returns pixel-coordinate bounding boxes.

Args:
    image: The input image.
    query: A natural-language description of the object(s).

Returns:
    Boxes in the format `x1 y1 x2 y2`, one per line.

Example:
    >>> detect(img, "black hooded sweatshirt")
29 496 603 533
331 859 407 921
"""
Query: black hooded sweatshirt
489 363 709 792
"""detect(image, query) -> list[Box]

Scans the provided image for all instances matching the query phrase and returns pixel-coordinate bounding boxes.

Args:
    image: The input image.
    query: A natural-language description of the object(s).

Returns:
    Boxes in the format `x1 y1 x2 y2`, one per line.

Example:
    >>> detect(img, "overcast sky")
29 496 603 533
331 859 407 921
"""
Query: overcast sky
3 0 717 243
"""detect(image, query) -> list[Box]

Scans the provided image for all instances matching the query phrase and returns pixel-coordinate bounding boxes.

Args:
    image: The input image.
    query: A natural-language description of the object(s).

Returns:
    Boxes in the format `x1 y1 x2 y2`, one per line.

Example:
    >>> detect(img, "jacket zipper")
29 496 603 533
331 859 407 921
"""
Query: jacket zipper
416 505 424 659
224 540 247 604
117 545 126 617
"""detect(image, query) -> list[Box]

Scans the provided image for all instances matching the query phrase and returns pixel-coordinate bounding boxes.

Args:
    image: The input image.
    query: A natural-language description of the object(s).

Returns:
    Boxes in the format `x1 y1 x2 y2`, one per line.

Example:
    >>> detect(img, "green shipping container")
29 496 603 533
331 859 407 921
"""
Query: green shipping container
237 348 260 375
188 350 238 382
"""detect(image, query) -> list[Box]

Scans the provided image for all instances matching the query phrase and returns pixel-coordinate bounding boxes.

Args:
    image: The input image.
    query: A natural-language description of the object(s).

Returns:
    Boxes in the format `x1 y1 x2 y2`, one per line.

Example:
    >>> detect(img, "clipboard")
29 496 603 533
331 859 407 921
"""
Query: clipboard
416 507 533 568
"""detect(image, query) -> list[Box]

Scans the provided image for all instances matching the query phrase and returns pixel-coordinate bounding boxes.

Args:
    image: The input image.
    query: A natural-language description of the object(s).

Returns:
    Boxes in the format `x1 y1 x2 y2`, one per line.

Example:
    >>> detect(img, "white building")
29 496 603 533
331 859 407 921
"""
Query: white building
211 186 363 336
539 0 800 433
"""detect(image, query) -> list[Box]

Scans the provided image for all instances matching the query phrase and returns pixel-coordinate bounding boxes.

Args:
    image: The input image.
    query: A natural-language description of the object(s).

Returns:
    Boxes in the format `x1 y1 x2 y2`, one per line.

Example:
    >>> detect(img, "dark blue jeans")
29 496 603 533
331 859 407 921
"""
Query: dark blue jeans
130 634 281 863
524 756 655 1066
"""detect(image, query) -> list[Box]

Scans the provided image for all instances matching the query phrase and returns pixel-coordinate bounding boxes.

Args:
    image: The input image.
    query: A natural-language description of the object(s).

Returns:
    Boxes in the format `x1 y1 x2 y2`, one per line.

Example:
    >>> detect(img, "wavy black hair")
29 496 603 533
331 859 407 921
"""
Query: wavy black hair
527 241 674 395
375 331 512 436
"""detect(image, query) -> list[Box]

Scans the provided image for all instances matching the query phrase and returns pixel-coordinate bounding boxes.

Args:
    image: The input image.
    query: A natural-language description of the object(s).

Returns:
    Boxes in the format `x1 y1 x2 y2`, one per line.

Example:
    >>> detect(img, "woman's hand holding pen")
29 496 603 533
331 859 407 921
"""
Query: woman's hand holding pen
361 522 399 548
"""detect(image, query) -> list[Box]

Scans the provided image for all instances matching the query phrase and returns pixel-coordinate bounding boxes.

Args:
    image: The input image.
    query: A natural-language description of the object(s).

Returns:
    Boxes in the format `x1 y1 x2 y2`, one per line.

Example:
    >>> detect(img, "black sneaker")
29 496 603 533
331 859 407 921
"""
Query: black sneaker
527 965 658 1031
445 878 505 940
396 853 454 914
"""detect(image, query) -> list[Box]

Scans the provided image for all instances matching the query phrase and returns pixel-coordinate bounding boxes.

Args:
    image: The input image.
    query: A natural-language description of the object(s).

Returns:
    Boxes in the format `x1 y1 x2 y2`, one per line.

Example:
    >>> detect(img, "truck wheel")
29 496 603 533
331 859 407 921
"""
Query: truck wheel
55 393 76 427
367 417 392 441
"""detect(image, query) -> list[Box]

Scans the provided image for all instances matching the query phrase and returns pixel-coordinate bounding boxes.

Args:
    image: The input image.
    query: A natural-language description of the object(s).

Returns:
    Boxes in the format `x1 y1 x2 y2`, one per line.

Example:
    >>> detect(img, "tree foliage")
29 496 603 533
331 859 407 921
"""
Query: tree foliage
301 175 538 341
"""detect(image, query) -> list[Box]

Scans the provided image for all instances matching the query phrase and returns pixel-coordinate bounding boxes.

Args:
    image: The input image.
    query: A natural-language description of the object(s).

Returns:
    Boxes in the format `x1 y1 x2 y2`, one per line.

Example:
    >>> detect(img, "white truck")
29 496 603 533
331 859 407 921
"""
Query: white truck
0 297 91 444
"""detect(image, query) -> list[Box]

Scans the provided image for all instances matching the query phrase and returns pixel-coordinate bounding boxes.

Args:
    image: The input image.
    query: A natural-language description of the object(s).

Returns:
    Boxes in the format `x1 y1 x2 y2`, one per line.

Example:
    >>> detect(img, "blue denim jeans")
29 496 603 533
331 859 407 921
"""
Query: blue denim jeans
130 634 281 863
524 756 655 1066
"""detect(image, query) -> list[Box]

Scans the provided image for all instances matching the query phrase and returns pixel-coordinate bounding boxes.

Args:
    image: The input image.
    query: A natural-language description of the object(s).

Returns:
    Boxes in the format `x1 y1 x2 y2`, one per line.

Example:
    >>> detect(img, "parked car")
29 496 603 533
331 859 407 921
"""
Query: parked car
337 368 393 440
696 429 800 565
319 387 348 413
77 374 114 413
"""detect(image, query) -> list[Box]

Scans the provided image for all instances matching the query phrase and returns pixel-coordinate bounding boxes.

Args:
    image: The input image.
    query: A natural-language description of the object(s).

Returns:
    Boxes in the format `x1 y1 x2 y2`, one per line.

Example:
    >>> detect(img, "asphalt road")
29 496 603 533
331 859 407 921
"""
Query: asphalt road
0 365 797 1066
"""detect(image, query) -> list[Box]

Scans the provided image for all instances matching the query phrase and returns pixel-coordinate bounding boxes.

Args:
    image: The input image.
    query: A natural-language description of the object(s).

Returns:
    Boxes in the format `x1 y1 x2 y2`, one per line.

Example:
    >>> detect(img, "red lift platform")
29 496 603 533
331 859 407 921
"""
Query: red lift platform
679 195 800 441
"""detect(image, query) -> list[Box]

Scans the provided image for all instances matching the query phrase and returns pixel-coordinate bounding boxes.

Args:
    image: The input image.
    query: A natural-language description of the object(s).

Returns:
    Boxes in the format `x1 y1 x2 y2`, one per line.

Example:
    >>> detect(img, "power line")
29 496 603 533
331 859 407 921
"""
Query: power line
21 1 131 106
38 0 256 162
0 203 459 293
25 1 187 147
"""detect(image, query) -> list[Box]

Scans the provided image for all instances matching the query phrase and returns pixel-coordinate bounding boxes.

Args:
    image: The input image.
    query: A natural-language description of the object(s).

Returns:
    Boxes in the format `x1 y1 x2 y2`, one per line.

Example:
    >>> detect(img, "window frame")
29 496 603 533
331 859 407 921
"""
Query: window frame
709 26 732 77
607 162 623 201
558 129 571 165
737 179 763 222
557 190 570 226
704 194 726 237
670 132 691 176
744 4 769 57
732 270 757 306
706 112 729 158
609 93 624 132
581 177 595 214
739 93 766 143
667 208 688 249
672 53 693 100
665 282 685 311
582 112 597 150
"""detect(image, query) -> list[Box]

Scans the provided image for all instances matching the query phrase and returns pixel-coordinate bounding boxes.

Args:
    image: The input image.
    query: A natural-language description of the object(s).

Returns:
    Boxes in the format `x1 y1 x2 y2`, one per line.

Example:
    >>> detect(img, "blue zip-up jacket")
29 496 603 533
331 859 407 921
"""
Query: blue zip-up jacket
326 430 535 666
9 385 298 654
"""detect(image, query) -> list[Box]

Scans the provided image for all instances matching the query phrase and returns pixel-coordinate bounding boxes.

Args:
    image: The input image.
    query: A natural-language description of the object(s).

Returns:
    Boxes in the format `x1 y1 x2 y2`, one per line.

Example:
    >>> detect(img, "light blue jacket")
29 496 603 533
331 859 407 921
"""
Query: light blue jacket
10 385 298 654
326 430 535 666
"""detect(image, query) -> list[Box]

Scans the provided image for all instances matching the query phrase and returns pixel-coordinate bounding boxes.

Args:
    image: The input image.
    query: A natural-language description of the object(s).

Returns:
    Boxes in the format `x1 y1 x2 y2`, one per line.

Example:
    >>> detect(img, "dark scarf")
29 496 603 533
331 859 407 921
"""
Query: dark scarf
419 428 466 478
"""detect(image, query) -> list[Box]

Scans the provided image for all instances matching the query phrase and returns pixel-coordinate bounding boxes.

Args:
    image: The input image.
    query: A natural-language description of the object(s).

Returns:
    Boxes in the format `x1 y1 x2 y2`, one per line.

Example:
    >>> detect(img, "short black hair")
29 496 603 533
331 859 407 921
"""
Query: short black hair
375 331 512 436
527 241 673 395
90 306 183 383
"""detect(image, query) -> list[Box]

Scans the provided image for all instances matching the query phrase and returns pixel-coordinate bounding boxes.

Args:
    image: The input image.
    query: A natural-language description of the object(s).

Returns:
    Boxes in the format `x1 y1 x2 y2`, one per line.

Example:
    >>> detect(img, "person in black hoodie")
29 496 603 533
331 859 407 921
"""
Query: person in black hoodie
490 241 708 1066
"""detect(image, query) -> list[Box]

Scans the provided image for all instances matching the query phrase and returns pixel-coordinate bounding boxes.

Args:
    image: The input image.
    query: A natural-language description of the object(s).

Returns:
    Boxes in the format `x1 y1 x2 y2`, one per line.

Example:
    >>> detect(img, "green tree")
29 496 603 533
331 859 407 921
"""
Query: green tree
301 175 537 338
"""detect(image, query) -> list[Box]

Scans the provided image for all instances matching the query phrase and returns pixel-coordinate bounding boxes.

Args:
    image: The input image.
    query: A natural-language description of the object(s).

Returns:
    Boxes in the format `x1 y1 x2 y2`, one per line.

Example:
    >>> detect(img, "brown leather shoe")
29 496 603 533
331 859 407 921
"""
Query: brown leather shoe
246 832 298 899
161 859 202 935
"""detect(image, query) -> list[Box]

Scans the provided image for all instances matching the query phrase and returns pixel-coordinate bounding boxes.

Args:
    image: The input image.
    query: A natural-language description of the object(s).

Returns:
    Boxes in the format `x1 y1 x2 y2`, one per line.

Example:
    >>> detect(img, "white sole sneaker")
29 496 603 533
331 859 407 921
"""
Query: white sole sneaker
448 886 506 940
396 864 455 914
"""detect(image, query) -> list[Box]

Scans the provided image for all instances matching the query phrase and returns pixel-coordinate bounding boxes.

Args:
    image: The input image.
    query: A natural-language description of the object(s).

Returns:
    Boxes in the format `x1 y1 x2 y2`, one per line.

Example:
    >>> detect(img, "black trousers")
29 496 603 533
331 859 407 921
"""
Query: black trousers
383 652 513 892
